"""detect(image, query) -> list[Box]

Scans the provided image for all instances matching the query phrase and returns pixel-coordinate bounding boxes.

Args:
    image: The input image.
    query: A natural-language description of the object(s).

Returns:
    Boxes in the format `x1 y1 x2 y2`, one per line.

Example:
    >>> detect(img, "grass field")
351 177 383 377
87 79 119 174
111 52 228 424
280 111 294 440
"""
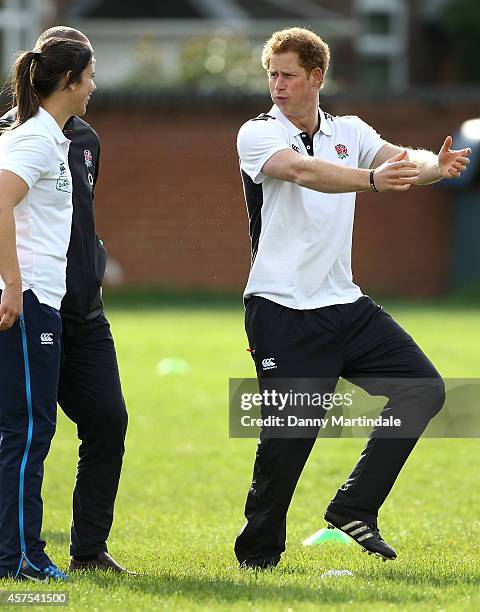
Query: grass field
2 298 480 610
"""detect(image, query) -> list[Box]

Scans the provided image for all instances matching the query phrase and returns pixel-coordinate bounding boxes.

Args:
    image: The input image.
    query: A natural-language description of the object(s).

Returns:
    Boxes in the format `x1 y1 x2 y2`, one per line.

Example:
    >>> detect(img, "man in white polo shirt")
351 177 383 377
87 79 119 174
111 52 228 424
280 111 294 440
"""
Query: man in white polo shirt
234 27 471 569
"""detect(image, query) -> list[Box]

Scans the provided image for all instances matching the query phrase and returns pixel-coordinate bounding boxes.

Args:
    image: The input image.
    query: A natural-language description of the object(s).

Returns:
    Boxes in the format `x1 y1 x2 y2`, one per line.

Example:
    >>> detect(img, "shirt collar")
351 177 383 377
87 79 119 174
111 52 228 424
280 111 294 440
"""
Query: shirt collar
36 107 70 144
318 107 333 136
270 104 333 137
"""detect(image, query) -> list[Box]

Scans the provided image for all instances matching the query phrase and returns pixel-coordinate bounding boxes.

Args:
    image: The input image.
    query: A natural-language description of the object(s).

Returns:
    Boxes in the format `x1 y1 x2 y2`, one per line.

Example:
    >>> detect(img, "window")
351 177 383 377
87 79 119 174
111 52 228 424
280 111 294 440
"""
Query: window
363 11 392 35
358 57 390 91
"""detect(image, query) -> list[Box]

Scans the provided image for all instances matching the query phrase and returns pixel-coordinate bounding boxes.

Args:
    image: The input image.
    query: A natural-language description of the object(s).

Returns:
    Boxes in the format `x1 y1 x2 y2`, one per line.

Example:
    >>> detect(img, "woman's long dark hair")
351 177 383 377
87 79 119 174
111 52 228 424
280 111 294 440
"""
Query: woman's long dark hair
2 37 92 130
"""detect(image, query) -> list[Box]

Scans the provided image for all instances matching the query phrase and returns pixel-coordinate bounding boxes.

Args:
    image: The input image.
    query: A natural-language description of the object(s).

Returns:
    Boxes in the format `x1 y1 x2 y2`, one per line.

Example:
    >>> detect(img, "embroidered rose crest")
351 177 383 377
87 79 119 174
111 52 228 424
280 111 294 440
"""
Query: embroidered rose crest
84 149 93 168
335 144 349 159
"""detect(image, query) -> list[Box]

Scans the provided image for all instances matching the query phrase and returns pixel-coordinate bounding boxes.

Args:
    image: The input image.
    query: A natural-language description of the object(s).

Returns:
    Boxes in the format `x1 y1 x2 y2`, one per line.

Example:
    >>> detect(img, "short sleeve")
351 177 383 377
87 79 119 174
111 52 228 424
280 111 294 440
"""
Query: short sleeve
356 117 386 169
0 132 52 189
237 118 290 184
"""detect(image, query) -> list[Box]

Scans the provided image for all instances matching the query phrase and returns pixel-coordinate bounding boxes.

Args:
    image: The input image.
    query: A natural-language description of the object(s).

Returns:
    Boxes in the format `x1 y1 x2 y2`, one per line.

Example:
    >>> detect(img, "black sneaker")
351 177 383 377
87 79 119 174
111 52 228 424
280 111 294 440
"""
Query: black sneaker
17 564 68 582
324 509 397 561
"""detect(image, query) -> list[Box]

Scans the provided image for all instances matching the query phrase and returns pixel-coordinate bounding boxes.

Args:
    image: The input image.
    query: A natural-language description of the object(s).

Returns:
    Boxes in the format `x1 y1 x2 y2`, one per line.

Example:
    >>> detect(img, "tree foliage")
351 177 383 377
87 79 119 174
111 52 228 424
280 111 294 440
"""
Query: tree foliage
440 0 480 82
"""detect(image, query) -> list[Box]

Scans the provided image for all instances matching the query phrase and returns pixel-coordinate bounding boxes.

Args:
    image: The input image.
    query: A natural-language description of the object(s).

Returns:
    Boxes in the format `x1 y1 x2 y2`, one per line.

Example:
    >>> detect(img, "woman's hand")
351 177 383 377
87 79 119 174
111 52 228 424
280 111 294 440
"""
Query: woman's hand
0 282 23 331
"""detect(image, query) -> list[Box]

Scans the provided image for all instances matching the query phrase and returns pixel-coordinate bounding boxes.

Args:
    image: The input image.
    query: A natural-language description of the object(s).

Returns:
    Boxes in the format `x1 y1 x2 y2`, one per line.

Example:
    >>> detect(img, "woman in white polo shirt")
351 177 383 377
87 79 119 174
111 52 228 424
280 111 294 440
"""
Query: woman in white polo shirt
0 37 95 581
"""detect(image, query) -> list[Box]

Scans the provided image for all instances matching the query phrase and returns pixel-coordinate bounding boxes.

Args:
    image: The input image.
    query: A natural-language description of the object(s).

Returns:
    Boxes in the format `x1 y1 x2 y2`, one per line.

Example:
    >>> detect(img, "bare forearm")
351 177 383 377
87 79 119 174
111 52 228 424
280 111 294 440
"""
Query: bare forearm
0 206 21 287
406 149 441 185
294 157 370 193
263 148 418 193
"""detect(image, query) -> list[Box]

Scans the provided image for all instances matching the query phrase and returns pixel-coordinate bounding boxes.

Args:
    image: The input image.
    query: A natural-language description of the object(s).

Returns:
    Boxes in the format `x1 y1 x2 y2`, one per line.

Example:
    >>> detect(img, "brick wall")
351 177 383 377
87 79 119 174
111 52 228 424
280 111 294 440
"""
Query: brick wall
86 97 478 297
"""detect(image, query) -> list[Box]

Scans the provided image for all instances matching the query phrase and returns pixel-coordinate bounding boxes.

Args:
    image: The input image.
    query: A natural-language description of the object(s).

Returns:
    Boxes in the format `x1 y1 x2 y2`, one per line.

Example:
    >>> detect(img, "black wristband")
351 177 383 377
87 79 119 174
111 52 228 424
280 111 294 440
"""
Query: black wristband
370 169 379 192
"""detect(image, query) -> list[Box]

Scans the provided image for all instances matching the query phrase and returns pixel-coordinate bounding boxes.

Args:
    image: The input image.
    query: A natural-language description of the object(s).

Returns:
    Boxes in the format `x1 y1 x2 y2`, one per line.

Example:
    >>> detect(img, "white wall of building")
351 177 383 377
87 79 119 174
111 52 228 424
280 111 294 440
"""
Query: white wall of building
0 0 53 76
69 17 356 88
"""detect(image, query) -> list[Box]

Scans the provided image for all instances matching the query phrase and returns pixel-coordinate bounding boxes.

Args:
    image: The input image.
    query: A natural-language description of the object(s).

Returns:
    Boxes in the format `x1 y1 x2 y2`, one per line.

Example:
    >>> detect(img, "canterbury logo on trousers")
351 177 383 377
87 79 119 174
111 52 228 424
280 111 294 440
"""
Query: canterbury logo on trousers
0 290 62 576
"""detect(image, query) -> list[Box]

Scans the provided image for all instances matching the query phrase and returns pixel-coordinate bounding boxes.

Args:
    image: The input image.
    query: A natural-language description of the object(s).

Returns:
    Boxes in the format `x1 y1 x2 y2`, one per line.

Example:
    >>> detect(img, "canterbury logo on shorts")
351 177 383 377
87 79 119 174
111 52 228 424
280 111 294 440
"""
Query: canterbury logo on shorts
262 357 277 370
40 333 54 345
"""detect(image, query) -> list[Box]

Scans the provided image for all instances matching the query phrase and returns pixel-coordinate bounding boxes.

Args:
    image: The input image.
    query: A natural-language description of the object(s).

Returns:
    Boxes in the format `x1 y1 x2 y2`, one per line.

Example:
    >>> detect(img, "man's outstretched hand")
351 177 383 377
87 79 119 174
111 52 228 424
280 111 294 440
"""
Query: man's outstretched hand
373 150 419 192
438 136 471 179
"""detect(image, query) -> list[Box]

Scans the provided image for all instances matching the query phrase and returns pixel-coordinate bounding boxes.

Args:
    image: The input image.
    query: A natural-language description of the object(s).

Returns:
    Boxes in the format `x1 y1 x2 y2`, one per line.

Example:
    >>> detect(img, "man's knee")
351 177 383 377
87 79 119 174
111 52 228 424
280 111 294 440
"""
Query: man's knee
428 376 445 417
418 375 445 419
384 374 445 425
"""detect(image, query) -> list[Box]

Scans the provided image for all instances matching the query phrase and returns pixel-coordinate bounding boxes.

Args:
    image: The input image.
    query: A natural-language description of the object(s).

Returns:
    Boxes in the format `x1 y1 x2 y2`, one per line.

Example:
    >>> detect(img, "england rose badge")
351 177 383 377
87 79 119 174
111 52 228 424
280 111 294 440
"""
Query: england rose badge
335 144 349 159
84 149 93 168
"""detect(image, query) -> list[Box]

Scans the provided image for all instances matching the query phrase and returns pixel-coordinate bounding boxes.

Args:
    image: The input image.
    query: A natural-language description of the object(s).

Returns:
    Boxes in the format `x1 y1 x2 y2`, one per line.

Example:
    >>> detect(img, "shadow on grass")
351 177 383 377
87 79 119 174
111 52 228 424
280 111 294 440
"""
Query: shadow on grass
2 564 474 605
370 565 480 588
76 571 433 606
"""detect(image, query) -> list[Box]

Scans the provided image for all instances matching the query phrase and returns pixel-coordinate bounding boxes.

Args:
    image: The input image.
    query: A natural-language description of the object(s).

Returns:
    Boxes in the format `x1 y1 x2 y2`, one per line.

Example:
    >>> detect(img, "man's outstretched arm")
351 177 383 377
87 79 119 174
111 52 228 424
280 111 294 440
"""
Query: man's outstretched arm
262 148 419 194
371 137 471 185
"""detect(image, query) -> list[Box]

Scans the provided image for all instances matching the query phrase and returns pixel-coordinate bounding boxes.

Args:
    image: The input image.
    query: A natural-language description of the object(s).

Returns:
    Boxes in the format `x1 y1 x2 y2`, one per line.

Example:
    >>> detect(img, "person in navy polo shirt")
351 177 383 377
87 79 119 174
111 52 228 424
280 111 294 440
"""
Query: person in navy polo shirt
235 27 471 569
0 37 95 581
1 27 132 576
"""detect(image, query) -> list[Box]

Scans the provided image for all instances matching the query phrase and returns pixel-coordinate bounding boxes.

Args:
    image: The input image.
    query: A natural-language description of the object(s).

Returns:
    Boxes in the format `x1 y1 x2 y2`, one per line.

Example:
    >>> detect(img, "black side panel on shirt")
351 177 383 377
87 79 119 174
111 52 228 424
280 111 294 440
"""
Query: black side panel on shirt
241 170 263 263
62 116 104 322
0 110 105 322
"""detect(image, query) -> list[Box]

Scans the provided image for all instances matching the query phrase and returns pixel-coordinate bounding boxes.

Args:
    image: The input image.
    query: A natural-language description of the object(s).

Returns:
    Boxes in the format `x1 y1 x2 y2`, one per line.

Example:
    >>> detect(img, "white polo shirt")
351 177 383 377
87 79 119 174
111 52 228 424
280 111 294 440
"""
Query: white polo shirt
238 105 386 310
0 107 73 310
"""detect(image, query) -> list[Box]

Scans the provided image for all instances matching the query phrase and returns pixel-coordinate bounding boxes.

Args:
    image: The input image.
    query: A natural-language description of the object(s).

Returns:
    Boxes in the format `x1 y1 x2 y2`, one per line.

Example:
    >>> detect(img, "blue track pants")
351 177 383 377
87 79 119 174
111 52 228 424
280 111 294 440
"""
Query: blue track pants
0 290 61 576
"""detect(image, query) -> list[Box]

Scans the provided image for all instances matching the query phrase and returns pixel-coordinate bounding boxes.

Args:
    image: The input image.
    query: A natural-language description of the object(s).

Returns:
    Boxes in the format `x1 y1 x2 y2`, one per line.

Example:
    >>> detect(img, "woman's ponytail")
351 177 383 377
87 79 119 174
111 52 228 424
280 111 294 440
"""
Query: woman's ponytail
11 51 41 127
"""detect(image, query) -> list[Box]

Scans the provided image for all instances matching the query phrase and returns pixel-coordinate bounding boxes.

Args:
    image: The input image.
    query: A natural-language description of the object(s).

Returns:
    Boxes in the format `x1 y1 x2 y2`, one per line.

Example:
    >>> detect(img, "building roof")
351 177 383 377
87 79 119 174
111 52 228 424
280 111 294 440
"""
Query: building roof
67 0 204 18
65 0 350 20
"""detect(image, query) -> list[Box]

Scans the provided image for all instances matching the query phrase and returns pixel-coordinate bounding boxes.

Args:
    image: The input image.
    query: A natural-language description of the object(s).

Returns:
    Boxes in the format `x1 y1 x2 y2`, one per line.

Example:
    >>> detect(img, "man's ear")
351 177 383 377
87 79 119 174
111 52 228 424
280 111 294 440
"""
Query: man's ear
310 67 323 89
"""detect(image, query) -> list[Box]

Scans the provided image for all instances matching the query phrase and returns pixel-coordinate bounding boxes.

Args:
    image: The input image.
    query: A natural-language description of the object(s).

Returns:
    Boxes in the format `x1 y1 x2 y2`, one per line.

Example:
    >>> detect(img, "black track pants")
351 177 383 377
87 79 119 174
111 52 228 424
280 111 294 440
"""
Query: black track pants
234 296 444 565
58 312 128 557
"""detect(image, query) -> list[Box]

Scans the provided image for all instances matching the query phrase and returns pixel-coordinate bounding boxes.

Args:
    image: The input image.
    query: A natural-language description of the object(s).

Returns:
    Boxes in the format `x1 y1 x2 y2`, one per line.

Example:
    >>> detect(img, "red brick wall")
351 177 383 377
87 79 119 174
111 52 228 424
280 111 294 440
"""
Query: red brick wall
86 99 477 297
